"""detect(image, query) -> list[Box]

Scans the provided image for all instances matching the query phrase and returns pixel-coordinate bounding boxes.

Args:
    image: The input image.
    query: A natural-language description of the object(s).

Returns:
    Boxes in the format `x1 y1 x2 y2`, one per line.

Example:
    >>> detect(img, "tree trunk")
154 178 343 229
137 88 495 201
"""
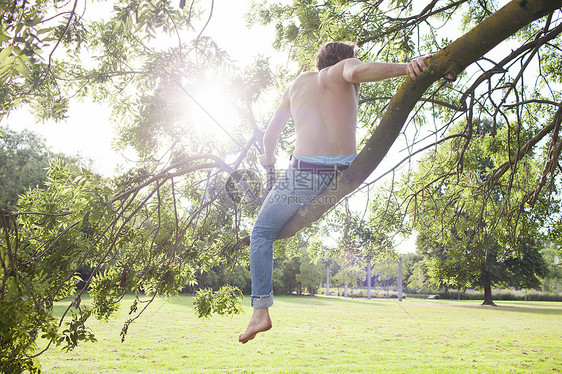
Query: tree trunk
326 262 330 296
397 258 403 302
366 263 372 299
482 286 496 306
276 0 562 240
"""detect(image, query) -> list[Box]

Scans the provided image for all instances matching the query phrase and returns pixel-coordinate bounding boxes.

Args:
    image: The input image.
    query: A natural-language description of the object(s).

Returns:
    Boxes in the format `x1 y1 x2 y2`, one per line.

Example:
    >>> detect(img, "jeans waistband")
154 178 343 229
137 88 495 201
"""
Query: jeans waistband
290 158 349 173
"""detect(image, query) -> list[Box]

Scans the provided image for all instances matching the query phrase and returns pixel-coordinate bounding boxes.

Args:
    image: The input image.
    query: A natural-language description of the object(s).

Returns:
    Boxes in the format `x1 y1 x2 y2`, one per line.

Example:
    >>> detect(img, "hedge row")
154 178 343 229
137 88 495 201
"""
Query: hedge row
318 288 562 301
431 290 562 302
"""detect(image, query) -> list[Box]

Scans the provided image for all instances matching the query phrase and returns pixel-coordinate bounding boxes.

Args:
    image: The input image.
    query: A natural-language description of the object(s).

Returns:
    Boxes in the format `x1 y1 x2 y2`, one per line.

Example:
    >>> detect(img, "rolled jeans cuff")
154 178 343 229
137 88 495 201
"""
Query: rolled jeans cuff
251 292 273 309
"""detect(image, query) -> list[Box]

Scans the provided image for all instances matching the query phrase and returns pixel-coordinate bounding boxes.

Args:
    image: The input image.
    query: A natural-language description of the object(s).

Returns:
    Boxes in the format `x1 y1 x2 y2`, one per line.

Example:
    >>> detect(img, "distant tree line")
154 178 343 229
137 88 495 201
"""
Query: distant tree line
0 126 85 210
191 248 562 301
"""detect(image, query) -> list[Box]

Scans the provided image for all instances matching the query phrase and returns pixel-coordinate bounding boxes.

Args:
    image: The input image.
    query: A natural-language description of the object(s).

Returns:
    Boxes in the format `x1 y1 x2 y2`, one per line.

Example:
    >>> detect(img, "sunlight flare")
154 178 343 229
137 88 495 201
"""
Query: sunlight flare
183 76 242 146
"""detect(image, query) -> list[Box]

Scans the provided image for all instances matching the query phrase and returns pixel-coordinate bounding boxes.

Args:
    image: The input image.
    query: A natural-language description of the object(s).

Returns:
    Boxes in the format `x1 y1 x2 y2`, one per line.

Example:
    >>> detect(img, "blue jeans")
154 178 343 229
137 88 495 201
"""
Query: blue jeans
249 165 338 308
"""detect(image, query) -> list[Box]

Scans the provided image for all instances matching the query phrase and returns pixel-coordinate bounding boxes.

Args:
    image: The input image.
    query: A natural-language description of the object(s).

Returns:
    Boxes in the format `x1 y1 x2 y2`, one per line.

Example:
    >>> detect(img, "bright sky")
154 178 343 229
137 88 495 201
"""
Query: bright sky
3 0 281 177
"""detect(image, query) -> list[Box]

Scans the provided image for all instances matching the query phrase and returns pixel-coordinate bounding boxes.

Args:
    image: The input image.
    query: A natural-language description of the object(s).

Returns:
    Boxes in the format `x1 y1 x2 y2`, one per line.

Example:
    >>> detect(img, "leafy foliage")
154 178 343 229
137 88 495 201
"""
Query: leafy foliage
1 1 276 369
0 126 84 210
401 121 552 301
1 160 106 371
295 244 325 295
193 285 243 318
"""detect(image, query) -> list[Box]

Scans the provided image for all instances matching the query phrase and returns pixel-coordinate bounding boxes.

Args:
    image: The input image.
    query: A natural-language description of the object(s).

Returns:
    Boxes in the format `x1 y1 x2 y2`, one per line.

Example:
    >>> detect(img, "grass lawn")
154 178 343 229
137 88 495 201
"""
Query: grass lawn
38 295 562 373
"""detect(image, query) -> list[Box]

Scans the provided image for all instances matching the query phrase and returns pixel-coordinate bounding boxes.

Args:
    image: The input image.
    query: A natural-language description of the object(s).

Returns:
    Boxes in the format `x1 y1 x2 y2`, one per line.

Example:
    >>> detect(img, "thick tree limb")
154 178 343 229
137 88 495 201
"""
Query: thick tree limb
277 0 562 239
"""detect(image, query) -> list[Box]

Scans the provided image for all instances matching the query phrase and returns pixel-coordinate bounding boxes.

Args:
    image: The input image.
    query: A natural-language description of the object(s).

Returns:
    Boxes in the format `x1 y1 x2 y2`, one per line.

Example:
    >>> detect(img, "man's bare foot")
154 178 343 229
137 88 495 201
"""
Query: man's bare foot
238 308 272 344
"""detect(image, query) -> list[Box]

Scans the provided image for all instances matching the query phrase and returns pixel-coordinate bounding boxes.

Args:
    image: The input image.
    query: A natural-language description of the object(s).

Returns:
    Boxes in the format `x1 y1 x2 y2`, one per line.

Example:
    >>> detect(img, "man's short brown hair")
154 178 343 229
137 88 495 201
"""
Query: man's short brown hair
315 41 358 70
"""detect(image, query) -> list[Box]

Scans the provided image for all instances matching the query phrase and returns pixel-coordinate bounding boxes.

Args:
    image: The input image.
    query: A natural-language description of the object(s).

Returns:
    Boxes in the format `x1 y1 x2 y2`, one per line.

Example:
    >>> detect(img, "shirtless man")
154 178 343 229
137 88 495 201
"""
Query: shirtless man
239 42 431 344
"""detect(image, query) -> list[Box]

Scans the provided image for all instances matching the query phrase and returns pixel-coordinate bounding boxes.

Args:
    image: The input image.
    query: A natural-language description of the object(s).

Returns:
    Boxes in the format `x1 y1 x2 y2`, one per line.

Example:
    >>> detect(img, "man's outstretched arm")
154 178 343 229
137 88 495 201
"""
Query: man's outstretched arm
342 54 432 83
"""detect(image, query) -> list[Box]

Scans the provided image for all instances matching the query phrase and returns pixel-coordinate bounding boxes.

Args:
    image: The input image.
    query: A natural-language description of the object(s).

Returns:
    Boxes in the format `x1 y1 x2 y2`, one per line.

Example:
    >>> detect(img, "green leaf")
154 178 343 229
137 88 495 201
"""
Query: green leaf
14 23 24 35
14 57 30 78
37 27 52 34
2 55 16 67
0 46 13 61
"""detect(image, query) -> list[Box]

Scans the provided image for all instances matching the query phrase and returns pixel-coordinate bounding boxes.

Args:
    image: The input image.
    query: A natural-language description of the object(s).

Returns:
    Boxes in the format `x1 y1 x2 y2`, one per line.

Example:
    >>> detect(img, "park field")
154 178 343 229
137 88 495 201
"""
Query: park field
38 295 561 373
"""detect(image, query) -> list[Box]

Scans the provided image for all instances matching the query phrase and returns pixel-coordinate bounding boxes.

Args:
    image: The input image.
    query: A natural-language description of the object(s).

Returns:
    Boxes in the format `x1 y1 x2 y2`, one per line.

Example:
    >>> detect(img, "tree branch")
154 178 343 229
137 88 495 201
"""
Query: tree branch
485 101 562 189
277 0 562 239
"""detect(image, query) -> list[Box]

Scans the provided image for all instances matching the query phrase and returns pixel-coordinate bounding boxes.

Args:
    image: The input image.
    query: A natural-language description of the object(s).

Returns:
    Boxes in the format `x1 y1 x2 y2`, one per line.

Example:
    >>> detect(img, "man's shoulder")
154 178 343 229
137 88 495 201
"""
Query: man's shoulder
343 57 362 65
295 71 318 80
318 58 361 86
291 71 318 89
325 58 362 72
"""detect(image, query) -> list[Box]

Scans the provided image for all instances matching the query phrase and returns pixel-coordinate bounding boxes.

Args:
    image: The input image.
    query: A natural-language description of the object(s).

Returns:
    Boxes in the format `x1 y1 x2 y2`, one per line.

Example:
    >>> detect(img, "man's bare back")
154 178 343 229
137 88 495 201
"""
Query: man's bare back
290 63 359 156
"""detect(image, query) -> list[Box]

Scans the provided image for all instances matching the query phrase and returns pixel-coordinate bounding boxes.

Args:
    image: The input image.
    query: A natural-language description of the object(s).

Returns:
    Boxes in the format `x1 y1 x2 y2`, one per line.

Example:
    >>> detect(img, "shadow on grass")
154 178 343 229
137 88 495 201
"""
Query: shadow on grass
450 301 562 315
162 293 392 310
275 294 392 307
